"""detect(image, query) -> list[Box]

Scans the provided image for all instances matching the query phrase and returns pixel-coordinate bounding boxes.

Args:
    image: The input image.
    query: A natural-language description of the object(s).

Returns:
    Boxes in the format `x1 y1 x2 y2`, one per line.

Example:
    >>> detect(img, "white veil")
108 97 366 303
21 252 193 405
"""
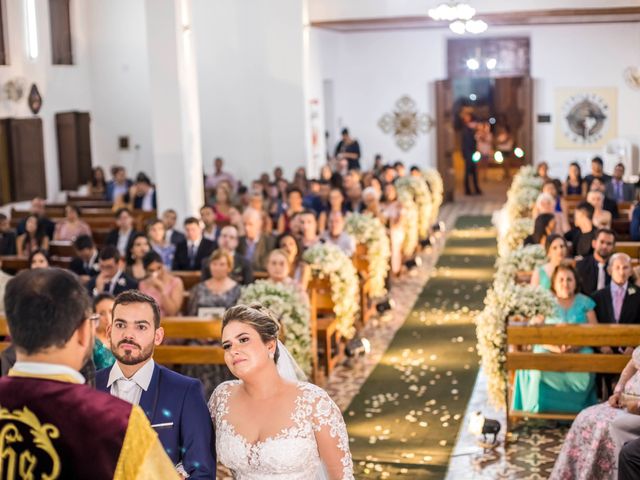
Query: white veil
275 339 307 382
275 340 329 480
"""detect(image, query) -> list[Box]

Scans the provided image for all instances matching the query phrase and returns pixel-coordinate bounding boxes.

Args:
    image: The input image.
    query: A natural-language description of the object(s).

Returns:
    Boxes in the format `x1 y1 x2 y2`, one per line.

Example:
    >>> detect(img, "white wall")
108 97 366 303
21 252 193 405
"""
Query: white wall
0 0 93 200
87 0 155 179
192 0 307 182
311 22 640 176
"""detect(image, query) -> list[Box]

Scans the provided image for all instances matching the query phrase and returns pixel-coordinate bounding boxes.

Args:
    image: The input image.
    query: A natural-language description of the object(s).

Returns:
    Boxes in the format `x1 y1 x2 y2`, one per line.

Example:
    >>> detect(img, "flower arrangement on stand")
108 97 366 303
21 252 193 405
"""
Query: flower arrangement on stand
240 280 312 376
396 176 433 240
345 212 391 298
397 189 420 257
423 168 444 225
476 165 546 409
303 243 360 340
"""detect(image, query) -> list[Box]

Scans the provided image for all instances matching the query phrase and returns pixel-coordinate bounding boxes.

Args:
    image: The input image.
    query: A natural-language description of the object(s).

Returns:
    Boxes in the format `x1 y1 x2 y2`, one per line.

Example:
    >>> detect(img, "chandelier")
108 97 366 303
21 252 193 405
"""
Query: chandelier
428 2 488 35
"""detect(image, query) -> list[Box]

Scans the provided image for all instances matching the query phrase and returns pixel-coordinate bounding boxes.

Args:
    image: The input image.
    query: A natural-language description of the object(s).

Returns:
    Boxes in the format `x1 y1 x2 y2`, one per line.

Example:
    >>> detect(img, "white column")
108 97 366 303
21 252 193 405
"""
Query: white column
145 0 203 220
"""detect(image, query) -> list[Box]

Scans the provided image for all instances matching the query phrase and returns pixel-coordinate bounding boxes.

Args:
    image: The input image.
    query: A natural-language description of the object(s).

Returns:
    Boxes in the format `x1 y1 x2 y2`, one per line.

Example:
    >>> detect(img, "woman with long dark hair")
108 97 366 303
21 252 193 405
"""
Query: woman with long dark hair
523 213 556 247
16 215 49 257
563 162 586 197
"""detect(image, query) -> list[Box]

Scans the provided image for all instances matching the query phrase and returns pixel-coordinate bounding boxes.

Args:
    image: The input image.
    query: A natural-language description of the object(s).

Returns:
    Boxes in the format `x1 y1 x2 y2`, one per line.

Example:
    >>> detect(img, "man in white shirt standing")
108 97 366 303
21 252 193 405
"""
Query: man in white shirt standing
96 290 216 479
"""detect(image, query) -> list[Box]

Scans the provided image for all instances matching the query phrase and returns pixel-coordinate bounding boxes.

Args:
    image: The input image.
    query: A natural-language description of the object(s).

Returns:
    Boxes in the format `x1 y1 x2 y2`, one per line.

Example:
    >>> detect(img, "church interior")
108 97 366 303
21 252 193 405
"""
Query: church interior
1 0 640 478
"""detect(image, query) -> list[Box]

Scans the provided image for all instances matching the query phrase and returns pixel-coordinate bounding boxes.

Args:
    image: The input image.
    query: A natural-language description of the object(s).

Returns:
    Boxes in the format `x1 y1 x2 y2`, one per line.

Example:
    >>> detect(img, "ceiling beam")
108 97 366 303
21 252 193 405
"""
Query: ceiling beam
311 7 640 32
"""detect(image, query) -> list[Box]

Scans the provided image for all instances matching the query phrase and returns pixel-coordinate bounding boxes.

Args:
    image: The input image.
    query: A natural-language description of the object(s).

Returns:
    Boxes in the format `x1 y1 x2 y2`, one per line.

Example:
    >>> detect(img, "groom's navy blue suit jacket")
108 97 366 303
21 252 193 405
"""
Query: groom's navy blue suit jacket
96 363 216 478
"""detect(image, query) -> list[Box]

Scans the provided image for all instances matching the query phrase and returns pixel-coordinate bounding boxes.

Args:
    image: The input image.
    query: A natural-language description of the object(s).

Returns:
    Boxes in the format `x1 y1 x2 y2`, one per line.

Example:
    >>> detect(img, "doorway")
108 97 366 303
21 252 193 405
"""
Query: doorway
435 37 532 201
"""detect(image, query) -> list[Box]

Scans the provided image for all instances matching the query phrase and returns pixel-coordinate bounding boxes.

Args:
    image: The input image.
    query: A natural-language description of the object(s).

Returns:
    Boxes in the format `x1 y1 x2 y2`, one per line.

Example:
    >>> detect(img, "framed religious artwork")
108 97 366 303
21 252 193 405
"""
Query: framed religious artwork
555 87 617 149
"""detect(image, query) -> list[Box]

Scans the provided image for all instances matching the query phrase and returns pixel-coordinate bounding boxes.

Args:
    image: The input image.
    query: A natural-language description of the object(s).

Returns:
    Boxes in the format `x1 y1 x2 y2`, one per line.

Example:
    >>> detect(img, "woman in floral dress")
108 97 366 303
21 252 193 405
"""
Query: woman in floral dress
551 348 640 479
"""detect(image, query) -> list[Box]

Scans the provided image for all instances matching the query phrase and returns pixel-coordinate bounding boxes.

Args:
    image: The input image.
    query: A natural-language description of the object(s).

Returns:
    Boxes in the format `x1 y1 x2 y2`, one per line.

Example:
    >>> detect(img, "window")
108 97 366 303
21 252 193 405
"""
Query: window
49 0 72 64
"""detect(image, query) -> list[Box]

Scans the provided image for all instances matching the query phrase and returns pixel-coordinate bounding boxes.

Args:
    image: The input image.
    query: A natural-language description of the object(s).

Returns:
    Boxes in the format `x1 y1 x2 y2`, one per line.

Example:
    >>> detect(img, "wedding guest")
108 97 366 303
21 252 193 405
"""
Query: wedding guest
105 208 139 257
606 163 636 202
172 217 216 271
563 162 586 196
87 246 138 297
147 218 175 269
16 197 55 239
212 183 235 224
536 162 552 183
523 213 555 247
334 128 361 170
362 186 384 221
97 290 216 478
125 173 156 212
205 157 238 196
200 204 220 242
238 208 276 273
576 228 616 295
530 234 568 290
593 253 640 330
318 187 346 234
0 269 177 478
188 249 241 316
550 348 640 480
278 232 310 290
205 225 253 285
345 183 365 213
92 293 116 370
321 211 356 257
105 166 132 203
53 205 92 241
631 200 640 241
587 190 612 229
0 259 11 314
248 192 274 234
564 202 596 257
266 249 295 286
162 209 186 246
29 250 50 269
591 177 620 219
267 182 285 228
381 182 406 276
69 235 100 283
16 214 49 257
585 156 612 189
88 166 107 196
512 262 598 413
0 213 16 255
303 179 324 216
293 167 309 192
139 251 184 317
532 192 569 234
300 210 321 250
125 233 151 281
277 187 305 234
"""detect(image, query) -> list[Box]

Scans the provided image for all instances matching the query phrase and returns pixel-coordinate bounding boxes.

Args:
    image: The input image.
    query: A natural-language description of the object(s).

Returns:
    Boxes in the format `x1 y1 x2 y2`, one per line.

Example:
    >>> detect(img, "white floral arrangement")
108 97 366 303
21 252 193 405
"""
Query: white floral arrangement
303 243 360 340
239 280 312 376
397 189 420 257
396 176 433 240
423 168 444 225
476 283 556 409
345 212 391 298
477 165 546 409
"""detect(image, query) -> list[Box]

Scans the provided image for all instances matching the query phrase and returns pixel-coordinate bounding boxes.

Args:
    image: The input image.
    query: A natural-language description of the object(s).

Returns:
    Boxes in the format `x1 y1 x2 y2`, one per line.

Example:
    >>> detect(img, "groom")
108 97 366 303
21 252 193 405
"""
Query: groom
96 290 216 478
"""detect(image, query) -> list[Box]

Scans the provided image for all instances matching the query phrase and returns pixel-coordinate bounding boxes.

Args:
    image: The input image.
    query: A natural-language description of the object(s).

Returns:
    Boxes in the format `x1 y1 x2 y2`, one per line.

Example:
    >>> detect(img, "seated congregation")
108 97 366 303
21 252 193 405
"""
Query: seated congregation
0 153 442 478
503 159 640 480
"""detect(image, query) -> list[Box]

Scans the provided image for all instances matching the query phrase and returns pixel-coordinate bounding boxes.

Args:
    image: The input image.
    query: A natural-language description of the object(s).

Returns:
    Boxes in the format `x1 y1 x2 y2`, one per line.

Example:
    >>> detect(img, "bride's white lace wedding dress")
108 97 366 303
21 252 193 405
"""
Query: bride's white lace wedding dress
209 380 354 479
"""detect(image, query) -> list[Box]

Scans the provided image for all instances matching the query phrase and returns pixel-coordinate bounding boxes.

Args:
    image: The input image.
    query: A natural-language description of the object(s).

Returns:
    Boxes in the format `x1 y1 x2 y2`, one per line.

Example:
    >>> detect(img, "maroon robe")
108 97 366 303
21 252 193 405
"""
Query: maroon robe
0 375 133 479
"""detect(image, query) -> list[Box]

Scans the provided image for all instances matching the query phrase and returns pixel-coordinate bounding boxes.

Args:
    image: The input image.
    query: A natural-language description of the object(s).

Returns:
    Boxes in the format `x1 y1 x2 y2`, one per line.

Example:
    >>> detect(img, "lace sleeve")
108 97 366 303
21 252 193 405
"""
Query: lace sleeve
309 386 354 480
208 380 233 423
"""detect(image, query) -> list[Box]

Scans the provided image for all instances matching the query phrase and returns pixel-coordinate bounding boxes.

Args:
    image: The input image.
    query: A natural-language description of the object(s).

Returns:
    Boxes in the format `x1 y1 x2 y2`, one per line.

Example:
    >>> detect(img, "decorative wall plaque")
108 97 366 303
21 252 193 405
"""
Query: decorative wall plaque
378 96 434 151
28 84 43 115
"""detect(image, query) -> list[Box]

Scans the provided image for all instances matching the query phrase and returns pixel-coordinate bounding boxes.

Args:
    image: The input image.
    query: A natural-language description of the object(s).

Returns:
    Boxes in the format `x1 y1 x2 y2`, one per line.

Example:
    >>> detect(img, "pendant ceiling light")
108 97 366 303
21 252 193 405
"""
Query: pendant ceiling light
428 2 488 35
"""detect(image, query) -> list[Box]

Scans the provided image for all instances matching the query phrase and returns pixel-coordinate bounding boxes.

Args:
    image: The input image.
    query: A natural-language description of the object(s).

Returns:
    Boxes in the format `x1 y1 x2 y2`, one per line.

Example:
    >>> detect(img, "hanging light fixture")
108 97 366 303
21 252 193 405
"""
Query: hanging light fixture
430 1 488 35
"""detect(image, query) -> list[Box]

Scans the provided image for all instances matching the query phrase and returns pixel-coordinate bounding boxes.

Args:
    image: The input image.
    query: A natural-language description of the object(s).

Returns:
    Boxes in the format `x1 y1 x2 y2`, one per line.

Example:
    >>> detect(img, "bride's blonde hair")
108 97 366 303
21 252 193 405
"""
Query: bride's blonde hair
222 303 281 363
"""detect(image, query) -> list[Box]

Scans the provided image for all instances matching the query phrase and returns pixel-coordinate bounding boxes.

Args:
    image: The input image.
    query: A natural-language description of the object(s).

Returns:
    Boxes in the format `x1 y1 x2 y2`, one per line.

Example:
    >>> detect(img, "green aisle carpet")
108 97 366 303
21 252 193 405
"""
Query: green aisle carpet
346 215 496 479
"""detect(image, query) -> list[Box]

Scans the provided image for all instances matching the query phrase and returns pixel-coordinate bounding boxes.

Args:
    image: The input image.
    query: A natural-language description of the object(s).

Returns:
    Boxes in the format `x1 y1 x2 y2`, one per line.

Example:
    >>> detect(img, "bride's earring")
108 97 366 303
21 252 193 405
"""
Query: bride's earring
268 351 275 360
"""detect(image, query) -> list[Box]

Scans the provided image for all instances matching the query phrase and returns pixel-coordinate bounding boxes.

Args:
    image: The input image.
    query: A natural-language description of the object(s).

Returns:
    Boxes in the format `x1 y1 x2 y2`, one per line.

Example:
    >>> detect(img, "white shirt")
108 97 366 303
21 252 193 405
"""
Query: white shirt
141 188 155 212
12 361 86 384
203 227 218 242
116 229 132 256
107 359 155 406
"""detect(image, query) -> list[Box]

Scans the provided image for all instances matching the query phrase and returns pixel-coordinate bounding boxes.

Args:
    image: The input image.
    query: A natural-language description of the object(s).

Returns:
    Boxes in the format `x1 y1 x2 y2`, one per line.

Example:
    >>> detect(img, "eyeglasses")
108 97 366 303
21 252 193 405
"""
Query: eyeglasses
88 314 100 326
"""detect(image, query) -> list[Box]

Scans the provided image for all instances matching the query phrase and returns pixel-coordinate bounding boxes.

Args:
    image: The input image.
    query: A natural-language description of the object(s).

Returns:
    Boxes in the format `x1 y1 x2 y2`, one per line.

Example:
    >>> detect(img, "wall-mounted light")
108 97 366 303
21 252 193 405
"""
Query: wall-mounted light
514 147 525 158
24 0 38 60
469 93 477 101
494 151 504 164
486 58 497 70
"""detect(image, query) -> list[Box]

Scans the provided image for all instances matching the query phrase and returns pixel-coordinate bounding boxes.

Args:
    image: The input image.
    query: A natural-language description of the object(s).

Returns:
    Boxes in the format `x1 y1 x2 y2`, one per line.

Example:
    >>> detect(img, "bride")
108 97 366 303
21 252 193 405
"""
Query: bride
209 303 354 479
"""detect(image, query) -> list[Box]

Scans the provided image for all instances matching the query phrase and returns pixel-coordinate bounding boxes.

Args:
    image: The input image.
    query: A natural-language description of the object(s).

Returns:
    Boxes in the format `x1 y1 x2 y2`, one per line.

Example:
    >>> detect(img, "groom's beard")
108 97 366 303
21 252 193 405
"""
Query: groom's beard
113 339 154 366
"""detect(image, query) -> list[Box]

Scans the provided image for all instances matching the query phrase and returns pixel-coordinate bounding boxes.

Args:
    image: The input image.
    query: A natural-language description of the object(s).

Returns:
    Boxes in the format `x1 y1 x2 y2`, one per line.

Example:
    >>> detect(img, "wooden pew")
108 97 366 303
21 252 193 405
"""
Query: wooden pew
156 316 225 365
615 241 640 259
307 276 345 383
173 271 202 291
613 219 631 241
506 324 640 431
0 316 8 352
352 244 375 325
49 241 76 257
